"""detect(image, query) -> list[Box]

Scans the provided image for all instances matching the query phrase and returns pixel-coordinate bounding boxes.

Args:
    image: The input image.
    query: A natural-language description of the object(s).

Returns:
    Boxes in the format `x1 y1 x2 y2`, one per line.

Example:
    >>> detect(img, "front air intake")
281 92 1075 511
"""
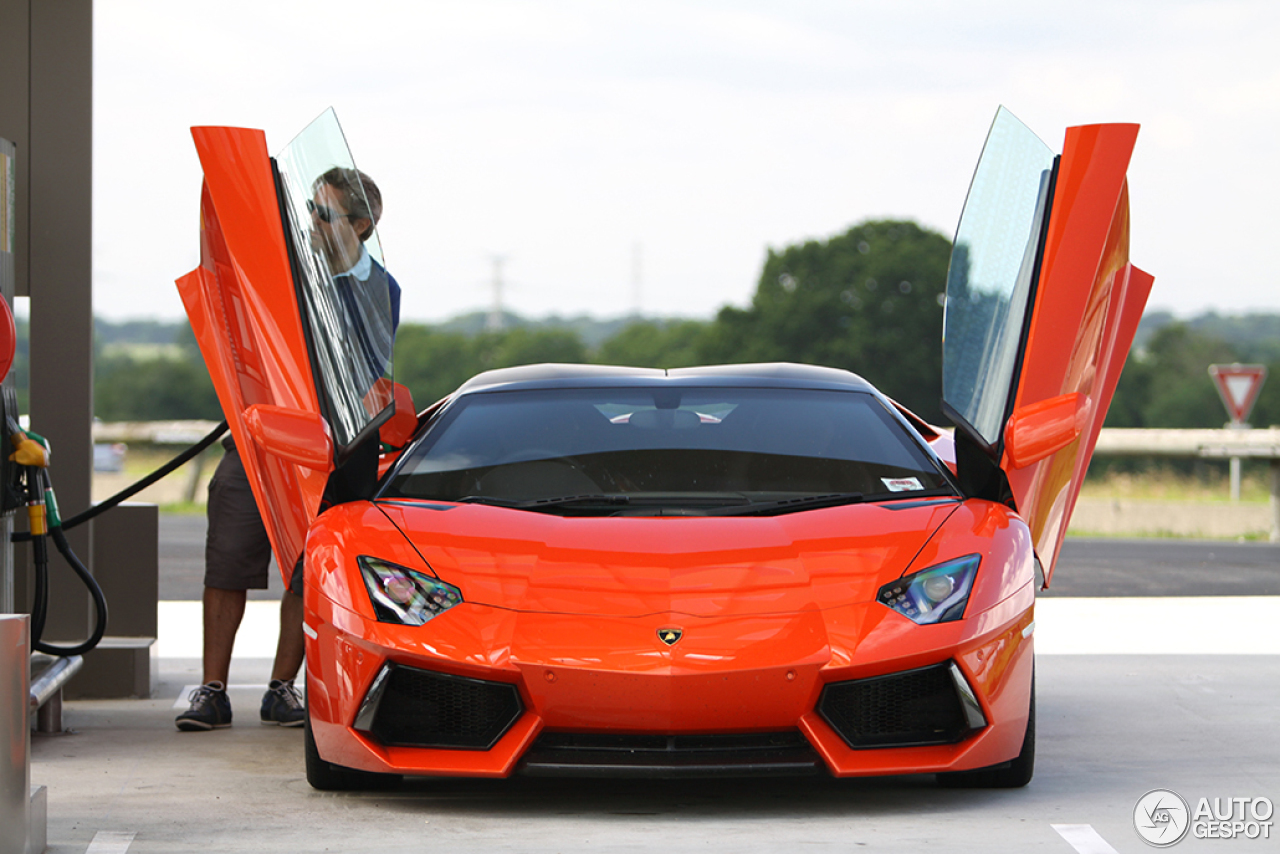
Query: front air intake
817 661 985 749
358 664 522 750
518 731 823 778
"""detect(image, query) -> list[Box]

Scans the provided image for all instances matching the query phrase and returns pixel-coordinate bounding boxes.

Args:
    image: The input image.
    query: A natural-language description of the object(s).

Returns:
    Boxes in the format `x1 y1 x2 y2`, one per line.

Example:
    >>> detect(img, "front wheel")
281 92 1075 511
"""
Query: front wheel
304 704 401 791
937 668 1035 789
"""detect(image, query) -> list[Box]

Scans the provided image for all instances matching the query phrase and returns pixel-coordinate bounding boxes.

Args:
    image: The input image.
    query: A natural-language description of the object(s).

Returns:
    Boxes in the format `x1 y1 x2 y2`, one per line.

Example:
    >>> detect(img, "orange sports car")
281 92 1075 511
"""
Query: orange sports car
177 108 1151 790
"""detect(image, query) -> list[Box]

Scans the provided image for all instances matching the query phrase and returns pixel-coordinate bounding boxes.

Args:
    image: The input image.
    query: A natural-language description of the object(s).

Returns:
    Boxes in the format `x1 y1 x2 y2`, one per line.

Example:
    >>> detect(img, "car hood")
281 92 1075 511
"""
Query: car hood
374 499 961 618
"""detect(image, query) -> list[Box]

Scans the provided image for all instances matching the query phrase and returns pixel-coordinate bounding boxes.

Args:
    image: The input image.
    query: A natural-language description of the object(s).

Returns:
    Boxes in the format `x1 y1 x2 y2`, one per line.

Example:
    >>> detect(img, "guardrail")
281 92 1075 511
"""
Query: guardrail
93 420 222 445
1094 427 1280 458
1092 427 1280 541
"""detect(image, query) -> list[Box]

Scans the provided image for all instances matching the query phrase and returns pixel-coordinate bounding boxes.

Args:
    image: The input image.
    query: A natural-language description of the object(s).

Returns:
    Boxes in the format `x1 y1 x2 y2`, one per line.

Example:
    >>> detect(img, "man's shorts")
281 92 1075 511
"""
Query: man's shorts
204 444 273 591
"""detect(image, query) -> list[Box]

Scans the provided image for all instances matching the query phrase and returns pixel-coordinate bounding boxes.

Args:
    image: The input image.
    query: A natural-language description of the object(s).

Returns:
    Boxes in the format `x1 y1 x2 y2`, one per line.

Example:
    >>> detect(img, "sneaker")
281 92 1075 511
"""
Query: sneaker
175 681 232 731
260 679 305 727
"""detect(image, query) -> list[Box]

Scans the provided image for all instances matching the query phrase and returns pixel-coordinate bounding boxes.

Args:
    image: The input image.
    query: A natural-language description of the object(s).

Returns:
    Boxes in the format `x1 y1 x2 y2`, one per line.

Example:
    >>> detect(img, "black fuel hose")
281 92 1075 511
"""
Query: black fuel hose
31 524 109 657
12 419 228 541
28 497 49 645
27 468 108 655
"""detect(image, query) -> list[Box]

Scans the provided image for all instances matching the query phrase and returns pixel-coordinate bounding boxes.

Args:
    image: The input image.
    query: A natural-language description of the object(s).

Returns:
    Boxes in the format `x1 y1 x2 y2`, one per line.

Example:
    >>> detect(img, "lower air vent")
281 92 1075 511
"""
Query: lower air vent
360 664 522 750
818 661 983 749
518 731 822 778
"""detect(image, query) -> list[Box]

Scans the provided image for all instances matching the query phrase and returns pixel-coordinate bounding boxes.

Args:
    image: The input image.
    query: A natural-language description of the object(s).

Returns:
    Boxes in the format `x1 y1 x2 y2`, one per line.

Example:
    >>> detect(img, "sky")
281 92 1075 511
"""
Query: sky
91 0 1280 325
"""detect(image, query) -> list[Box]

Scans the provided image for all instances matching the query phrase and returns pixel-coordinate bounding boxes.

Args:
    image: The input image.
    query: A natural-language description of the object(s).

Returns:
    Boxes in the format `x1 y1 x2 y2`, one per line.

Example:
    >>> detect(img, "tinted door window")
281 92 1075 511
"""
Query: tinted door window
942 107 1055 449
274 108 394 447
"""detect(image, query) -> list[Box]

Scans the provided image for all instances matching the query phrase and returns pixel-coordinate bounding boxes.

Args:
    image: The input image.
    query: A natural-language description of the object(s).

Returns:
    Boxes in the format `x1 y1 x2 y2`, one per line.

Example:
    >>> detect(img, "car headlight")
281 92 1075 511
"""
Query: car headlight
358 556 463 626
877 554 980 624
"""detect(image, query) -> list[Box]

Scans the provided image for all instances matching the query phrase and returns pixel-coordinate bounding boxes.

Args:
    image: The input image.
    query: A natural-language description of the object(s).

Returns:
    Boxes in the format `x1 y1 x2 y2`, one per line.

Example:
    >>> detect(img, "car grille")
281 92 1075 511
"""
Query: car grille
362 664 523 750
818 662 980 748
518 731 823 778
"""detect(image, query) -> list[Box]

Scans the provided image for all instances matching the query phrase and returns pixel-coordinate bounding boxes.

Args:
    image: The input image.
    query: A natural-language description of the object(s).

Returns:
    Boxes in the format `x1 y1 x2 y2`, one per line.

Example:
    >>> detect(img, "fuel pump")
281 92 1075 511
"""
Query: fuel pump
7 417 227 654
8 421 108 655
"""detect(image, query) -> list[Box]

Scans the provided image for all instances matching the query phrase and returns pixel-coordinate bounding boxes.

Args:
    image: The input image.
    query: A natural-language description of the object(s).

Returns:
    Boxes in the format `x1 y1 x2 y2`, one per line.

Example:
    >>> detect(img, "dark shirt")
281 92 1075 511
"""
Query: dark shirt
332 258 401 388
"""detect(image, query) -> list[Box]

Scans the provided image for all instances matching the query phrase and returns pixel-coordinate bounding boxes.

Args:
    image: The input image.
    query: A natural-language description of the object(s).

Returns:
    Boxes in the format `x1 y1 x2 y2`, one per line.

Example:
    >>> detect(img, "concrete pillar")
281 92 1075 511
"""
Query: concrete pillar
0 614 31 854
0 0 96 645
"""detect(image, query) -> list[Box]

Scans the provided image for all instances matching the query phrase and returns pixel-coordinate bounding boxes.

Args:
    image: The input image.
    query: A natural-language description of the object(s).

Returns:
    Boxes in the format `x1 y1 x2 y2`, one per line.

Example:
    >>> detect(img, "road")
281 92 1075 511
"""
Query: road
36 655 1280 853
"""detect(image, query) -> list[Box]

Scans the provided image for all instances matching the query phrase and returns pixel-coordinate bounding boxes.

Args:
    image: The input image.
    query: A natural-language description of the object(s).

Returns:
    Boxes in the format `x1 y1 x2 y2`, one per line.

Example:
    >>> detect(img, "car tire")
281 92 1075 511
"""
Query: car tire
937 667 1035 789
304 703 401 791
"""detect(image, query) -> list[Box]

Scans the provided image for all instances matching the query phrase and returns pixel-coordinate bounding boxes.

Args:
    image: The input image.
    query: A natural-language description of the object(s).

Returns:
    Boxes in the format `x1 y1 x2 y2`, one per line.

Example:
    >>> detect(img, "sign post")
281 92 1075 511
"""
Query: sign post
1208 363 1268 501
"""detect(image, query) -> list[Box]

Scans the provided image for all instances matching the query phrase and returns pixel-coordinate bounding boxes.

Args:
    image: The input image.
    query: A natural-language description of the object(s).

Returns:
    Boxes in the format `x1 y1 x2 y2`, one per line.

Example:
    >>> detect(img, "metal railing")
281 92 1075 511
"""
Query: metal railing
1093 427 1280 542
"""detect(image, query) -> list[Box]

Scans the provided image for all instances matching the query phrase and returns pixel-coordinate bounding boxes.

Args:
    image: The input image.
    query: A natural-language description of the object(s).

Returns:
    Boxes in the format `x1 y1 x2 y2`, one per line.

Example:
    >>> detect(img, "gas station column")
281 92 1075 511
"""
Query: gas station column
0 0 96 642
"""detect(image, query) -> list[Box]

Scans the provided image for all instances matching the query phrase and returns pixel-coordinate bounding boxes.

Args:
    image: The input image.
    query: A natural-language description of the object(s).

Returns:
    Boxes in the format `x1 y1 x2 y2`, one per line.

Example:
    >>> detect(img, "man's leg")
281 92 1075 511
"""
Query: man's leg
177 444 265 730
203 586 248 685
270 589 304 683
176 585 243 730
261 584 306 726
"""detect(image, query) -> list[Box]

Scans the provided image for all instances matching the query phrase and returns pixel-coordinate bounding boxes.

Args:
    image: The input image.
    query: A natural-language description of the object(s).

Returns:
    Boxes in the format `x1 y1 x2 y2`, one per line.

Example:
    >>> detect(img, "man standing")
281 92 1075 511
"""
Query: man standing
177 168 400 730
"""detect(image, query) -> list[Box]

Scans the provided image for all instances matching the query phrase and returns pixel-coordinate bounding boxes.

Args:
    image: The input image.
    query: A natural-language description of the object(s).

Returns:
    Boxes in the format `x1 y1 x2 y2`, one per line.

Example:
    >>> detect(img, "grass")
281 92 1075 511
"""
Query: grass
1066 527 1272 541
158 500 209 516
1079 467 1272 504
116 445 224 477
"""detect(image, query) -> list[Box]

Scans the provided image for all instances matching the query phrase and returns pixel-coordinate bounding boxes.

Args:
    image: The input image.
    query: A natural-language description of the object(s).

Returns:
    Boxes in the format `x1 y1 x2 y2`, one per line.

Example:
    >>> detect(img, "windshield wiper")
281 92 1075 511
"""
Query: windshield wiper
457 493 632 510
706 492 865 517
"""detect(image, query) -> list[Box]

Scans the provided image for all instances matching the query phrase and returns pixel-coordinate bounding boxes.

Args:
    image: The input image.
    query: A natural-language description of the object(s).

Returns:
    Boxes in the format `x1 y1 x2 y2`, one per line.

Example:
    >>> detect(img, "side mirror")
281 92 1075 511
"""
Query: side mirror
243 405 334 472
1003 392 1091 470
379 382 418 450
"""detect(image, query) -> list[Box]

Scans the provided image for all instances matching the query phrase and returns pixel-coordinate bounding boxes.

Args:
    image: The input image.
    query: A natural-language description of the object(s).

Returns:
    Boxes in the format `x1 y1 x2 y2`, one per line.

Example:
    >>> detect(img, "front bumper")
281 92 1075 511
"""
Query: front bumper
304 585 1034 779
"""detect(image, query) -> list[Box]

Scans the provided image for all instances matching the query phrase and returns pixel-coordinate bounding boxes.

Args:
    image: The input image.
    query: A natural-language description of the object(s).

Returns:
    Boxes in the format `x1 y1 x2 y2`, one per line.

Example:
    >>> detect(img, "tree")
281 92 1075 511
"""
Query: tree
594 320 709 369
94 353 221 421
1104 323 1239 428
699 220 952 421
393 324 590 407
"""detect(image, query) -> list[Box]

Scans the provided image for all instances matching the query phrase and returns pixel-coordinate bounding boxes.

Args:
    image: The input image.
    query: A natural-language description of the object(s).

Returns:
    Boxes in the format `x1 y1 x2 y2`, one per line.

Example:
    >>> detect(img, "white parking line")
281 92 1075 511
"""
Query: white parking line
158 600 280 658
1052 824 1119 853
1036 597 1280 654
84 830 136 854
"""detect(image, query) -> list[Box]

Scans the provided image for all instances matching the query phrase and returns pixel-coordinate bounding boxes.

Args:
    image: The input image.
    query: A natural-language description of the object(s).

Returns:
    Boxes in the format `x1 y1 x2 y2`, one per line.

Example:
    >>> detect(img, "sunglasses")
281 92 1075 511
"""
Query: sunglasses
307 198 360 225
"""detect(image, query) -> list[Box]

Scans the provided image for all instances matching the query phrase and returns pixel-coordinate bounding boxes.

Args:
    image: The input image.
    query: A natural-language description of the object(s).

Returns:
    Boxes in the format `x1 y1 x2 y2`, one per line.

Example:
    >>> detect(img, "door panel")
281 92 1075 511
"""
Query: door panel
176 127 328 583
1004 125 1153 583
942 112 1153 586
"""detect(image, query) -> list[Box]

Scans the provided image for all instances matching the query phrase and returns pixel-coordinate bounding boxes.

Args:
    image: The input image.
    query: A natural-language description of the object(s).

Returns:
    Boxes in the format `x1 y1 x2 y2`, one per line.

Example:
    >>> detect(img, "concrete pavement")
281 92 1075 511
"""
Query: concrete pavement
31 651 1280 853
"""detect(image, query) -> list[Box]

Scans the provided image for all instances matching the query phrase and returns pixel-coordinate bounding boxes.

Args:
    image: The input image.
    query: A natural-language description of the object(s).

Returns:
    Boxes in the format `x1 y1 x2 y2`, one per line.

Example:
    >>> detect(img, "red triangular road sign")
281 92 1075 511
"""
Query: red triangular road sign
1209 363 1267 424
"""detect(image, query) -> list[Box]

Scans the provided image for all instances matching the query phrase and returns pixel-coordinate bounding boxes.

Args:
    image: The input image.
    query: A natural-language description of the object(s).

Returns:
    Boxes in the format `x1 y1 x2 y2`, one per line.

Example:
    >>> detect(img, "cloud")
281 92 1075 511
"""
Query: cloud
93 0 1280 321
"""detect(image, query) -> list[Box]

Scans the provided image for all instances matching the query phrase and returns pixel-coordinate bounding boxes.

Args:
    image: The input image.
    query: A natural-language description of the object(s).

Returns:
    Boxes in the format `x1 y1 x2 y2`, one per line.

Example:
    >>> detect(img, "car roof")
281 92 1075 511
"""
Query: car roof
453 362 877 395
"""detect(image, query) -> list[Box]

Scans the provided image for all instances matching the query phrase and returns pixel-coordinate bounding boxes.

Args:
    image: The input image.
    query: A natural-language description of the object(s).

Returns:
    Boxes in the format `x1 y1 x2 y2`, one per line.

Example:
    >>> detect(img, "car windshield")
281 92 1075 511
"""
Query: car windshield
382 386 954 515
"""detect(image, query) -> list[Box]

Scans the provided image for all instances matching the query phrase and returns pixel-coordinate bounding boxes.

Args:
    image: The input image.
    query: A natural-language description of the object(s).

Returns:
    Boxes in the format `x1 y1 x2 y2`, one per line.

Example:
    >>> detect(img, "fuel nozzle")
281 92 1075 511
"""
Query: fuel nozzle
8 422 50 468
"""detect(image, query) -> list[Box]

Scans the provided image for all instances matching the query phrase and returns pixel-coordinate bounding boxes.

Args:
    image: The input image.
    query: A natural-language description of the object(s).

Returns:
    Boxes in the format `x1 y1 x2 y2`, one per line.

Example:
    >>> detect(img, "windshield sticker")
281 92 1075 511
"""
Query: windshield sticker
882 477 923 492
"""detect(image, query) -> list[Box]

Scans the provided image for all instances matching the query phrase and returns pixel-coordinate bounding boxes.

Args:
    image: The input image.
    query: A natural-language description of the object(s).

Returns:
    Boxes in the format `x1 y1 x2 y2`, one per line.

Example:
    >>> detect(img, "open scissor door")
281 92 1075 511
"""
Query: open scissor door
942 108 1153 585
176 110 395 581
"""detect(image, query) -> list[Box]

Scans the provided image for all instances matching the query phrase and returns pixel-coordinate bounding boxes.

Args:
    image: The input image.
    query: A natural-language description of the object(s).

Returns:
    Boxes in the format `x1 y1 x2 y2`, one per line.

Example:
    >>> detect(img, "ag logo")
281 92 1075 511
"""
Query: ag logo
1134 789 1190 847
657 627 682 646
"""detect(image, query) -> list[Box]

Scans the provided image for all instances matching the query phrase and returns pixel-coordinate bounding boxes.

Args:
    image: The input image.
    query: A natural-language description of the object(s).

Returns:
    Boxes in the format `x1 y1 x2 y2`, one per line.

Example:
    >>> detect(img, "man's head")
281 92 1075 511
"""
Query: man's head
309 167 383 271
